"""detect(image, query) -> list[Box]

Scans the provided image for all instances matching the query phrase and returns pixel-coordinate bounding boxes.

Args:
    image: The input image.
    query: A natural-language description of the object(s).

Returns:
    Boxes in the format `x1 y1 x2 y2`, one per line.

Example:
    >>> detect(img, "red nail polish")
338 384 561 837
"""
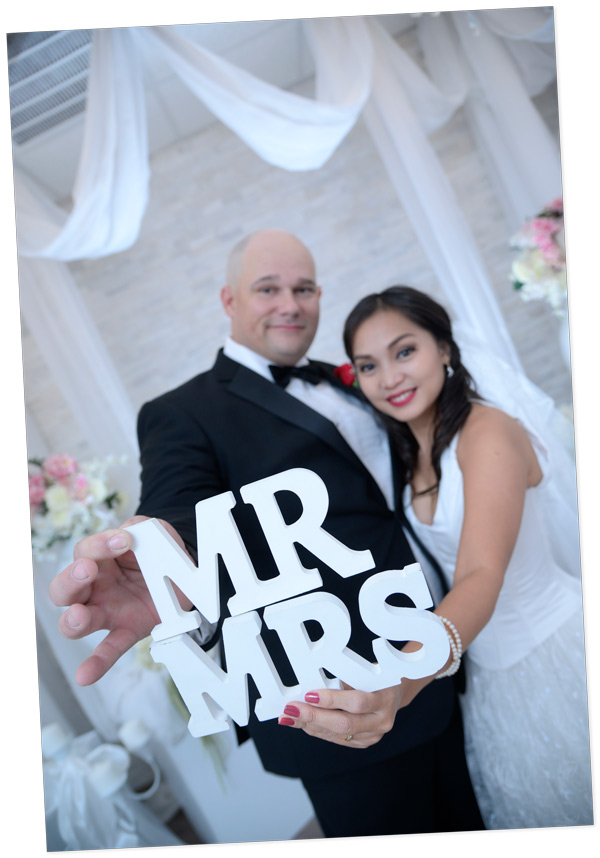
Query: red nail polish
284 704 300 718
279 717 295 727
305 692 320 704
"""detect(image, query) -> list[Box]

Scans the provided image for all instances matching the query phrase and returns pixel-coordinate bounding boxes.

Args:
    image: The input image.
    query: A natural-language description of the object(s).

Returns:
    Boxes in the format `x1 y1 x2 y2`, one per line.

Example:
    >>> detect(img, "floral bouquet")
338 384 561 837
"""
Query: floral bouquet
509 197 567 315
28 453 126 558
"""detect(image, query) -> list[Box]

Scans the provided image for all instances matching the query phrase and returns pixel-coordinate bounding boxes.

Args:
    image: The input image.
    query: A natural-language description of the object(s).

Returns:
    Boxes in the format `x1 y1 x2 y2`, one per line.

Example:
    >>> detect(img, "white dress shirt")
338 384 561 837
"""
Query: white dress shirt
224 337 395 509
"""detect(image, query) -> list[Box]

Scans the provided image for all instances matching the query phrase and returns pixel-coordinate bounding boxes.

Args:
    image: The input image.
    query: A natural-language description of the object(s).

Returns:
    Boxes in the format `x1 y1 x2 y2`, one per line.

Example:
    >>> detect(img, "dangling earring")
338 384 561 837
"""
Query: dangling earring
445 363 455 379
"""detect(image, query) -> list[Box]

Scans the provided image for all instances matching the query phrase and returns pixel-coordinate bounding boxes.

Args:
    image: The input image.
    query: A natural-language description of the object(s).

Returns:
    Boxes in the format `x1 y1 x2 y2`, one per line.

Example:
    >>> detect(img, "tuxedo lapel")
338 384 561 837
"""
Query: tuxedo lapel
213 350 369 469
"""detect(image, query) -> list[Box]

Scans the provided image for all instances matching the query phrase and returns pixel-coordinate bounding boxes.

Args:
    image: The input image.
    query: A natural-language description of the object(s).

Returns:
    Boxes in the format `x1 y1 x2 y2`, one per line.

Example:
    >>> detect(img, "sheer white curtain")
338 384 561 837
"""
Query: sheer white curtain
16 30 149 261
138 21 373 171
354 19 522 362
418 10 560 232
16 28 148 501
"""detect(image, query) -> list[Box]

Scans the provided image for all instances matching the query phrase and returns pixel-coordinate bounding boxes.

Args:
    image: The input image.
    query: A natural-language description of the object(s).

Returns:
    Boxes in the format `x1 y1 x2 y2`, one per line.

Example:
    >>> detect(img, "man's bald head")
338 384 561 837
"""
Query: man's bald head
220 229 321 365
226 229 315 292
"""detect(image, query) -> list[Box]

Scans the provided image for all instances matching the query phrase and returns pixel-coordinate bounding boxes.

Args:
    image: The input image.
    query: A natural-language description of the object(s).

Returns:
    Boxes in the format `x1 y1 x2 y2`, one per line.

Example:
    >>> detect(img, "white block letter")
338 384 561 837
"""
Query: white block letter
264 592 386 694
127 519 207 642
359 566 450 681
150 611 292 737
238 469 375 616
194 490 267 620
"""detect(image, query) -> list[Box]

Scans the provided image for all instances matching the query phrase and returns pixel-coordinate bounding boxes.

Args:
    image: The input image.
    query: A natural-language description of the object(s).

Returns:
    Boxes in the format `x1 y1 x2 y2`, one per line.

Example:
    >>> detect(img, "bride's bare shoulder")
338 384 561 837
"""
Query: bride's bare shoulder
457 403 531 462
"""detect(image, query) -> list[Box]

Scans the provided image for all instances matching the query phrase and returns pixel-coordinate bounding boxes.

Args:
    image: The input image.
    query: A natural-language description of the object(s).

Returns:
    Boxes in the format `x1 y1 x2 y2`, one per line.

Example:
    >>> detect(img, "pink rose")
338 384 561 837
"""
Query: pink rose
29 472 46 507
547 197 563 213
72 472 89 500
540 244 563 265
531 217 559 237
43 453 79 483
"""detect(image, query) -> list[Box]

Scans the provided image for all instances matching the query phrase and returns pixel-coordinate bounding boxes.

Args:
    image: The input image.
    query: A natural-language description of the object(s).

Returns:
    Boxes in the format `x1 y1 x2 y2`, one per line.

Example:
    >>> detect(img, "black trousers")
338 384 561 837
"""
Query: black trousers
301 698 484 838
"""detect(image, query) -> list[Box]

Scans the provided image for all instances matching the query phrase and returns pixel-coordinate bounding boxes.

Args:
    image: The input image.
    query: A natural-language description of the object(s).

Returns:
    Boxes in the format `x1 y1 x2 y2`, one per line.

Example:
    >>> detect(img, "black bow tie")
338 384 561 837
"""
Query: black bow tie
269 363 326 388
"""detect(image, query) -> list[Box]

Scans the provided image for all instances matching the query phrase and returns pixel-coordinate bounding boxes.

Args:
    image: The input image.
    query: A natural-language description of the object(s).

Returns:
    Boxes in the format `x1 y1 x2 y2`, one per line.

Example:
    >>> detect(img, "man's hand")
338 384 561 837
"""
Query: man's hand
49 515 191 686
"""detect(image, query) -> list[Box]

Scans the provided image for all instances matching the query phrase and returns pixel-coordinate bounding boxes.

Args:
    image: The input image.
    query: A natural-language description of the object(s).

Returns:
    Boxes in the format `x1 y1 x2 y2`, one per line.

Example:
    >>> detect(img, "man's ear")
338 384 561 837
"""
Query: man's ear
220 285 235 318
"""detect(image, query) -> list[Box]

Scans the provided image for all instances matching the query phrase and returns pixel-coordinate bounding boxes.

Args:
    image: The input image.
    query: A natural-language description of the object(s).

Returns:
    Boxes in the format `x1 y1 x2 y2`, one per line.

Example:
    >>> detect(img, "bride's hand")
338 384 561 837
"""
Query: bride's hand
277 681 422 748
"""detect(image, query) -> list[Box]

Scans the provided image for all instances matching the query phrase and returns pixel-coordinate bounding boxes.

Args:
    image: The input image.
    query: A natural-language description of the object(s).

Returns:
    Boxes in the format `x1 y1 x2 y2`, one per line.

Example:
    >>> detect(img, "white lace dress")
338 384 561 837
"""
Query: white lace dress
404 425 593 830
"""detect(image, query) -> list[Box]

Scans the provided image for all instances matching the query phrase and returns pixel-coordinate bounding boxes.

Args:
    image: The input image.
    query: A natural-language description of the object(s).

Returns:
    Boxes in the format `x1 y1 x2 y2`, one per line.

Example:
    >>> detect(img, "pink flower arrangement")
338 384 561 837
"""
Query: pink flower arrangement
28 453 126 558
509 198 567 314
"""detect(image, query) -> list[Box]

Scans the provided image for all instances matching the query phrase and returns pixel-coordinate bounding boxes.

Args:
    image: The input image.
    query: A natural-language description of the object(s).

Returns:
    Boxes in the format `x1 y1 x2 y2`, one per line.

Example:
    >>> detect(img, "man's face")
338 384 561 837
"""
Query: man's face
221 232 321 366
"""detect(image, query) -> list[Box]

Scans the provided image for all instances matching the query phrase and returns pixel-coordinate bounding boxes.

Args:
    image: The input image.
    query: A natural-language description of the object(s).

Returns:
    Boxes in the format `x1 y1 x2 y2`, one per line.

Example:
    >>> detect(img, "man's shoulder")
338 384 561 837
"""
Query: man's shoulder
140 350 232 413
154 371 212 403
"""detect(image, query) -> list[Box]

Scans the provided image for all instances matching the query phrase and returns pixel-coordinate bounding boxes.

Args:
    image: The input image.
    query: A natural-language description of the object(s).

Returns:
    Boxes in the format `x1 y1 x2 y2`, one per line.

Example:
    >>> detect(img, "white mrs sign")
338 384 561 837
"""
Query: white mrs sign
127 468 449 738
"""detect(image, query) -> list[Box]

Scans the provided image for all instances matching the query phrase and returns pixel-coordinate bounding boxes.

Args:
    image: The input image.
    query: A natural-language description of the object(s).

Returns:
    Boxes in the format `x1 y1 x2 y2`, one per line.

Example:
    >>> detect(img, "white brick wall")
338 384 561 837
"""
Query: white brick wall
20 27 571 464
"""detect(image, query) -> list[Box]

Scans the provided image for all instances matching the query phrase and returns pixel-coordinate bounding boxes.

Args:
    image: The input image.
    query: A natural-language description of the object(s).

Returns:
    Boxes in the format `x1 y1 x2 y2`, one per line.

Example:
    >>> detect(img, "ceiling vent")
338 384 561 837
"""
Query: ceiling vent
7 30 92 146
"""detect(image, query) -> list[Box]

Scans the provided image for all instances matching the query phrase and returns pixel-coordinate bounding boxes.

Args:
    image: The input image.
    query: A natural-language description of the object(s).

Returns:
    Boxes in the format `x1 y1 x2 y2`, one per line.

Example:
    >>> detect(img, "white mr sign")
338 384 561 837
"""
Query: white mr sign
127 468 449 738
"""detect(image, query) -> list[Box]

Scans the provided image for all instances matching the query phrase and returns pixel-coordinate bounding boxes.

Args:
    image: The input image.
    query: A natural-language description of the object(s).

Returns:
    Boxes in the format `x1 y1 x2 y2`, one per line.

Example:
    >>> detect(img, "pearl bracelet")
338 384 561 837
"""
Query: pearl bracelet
440 616 463 658
435 615 462 679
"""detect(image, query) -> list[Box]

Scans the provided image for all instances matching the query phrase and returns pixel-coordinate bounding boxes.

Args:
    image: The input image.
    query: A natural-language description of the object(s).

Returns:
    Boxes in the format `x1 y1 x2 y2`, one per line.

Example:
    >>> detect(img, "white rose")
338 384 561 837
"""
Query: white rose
512 250 548 284
50 508 75 531
32 513 55 540
88 478 109 503
45 484 72 512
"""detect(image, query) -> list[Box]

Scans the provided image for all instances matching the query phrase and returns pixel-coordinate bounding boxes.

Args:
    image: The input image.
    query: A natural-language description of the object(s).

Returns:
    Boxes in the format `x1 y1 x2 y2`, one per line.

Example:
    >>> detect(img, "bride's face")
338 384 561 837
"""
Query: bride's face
351 309 449 430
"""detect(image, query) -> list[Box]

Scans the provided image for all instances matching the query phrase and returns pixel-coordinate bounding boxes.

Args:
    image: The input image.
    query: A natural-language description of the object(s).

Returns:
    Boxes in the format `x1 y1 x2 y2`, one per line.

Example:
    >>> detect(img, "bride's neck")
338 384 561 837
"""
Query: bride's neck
406 414 435 459
405 415 437 492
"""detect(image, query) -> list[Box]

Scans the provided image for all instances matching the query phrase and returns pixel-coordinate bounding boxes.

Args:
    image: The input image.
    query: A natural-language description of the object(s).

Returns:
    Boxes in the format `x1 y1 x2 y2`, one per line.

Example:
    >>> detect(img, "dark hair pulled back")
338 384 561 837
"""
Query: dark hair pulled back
343 286 479 495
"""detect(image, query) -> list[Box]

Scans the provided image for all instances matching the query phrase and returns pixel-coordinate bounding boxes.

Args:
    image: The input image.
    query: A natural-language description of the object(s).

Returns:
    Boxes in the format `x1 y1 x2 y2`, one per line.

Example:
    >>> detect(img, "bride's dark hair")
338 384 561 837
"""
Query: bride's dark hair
343 286 479 495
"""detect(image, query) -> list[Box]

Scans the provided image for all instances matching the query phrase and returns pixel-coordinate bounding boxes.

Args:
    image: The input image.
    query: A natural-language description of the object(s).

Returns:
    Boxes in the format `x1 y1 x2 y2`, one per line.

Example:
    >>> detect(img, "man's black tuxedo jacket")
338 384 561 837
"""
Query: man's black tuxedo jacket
136 350 454 779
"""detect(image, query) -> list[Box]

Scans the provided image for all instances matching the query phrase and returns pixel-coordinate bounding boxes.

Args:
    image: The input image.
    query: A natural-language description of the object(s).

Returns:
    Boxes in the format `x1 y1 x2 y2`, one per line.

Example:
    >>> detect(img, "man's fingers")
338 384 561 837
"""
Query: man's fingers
50 527 136 608
49 557 99 607
58 601 107 640
73 528 133 562
74 627 142 686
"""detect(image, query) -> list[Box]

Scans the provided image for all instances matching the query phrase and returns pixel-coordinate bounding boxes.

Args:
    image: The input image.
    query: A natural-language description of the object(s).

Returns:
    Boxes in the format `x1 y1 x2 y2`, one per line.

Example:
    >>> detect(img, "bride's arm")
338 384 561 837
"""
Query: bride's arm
431 405 541 663
344 406 540 715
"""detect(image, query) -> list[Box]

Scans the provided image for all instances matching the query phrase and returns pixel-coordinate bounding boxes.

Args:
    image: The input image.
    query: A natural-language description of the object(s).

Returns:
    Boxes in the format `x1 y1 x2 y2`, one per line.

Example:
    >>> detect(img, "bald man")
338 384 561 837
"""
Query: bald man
51 230 483 838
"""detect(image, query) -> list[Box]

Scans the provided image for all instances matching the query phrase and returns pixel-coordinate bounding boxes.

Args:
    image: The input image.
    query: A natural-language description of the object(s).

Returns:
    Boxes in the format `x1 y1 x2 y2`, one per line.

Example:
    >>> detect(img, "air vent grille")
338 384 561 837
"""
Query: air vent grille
7 29 92 146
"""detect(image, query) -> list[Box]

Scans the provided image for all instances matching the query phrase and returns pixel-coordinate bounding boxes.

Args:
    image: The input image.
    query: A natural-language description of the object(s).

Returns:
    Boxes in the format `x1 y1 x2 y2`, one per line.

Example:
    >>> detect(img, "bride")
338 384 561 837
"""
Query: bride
341 285 592 830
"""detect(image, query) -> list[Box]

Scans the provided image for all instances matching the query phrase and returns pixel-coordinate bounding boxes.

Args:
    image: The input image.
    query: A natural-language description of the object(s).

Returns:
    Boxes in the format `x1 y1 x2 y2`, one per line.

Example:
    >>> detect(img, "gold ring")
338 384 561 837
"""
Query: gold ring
344 734 353 742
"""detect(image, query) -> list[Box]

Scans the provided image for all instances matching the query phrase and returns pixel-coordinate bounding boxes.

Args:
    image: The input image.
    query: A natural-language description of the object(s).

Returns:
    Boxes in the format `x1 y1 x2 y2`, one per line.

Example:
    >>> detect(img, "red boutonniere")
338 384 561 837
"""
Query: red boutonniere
334 363 358 387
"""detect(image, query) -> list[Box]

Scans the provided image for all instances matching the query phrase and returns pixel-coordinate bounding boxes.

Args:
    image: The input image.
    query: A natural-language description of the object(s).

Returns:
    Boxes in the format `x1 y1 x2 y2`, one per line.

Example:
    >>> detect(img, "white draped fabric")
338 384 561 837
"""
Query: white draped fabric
16 29 149 261
138 22 373 171
16 28 148 497
19 257 139 462
357 21 521 361
419 11 560 232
